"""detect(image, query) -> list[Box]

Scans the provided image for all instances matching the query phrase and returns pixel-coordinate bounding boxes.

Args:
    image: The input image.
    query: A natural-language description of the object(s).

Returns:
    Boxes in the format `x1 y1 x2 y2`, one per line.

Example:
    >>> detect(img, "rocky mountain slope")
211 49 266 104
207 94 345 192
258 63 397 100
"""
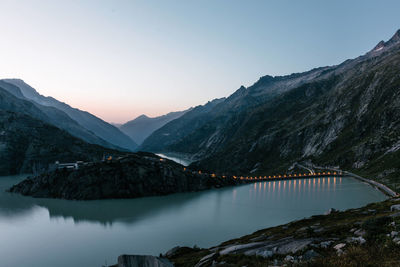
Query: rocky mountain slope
141 29 400 192
139 98 225 153
119 109 189 145
1 79 138 151
0 84 117 149
8 153 243 200
0 110 122 175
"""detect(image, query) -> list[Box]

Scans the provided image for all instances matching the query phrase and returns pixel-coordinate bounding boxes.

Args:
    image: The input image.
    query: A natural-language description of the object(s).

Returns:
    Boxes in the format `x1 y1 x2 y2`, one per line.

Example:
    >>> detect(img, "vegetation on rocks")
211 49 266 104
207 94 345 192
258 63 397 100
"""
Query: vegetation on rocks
8 152 245 200
164 198 400 266
0 110 122 175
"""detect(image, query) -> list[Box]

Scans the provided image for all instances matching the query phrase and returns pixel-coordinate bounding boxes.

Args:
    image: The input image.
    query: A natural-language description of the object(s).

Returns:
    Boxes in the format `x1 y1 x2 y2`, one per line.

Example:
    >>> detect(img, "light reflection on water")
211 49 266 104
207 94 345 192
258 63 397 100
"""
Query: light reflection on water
0 175 387 267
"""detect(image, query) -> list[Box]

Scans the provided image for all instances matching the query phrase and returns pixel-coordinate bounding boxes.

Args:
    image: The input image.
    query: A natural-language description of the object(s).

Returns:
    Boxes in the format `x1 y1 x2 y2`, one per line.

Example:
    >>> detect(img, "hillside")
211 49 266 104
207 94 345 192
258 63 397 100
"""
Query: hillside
8 153 243 200
119 109 189 145
140 29 400 192
139 98 225 153
0 110 123 175
0 83 117 149
1 79 138 151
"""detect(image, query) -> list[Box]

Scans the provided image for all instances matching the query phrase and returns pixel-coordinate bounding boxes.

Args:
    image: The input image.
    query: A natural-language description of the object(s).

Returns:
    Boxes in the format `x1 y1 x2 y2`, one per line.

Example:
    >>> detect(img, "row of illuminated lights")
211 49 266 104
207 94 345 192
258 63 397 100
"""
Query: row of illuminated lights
230 172 340 180
183 167 340 179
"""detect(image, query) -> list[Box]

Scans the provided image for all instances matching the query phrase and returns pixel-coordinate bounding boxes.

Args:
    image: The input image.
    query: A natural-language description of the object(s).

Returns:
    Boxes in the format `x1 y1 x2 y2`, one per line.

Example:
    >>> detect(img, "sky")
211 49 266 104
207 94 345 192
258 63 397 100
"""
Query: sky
0 0 399 123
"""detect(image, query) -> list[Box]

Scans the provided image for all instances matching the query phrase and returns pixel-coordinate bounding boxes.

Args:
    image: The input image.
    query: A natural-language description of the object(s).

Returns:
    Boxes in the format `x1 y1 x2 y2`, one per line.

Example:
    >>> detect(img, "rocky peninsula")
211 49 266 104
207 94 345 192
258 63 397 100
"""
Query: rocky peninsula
8 152 243 200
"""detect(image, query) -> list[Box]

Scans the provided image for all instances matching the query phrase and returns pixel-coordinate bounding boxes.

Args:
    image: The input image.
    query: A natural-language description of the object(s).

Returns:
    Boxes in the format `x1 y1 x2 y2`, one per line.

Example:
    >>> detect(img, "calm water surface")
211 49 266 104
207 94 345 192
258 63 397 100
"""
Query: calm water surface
0 175 386 267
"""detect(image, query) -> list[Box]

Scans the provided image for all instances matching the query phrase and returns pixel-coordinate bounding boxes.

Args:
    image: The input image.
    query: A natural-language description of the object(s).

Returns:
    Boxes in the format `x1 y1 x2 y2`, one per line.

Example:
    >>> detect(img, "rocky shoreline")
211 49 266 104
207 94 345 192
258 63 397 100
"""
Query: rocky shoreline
111 198 400 267
7 153 245 200
344 171 399 198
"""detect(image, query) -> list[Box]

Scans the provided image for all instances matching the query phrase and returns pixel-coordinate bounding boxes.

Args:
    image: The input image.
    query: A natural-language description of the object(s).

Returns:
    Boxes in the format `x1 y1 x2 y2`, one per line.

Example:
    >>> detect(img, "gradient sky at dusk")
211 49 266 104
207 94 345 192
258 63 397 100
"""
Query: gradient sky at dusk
1 0 399 123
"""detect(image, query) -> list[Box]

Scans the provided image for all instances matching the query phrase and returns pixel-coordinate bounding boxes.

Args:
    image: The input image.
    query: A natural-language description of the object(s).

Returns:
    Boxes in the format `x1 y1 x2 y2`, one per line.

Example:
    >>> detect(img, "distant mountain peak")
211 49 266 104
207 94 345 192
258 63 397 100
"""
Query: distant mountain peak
372 40 385 51
120 109 190 145
137 114 149 120
387 29 400 44
371 29 400 52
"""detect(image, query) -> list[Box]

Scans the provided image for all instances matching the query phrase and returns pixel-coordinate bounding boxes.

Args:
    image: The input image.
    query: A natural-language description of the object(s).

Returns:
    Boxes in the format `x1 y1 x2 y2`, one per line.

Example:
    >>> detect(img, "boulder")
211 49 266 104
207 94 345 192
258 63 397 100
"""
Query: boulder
296 226 308 233
390 204 400 211
325 208 338 215
117 255 174 267
219 242 264 255
313 227 325 233
346 236 366 245
334 243 346 255
194 253 218 267
354 229 366 237
391 231 398 238
164 246 180 258
302 249 320 260
334 243 346 250
319 240 333 249
284 255 294 262
275 239 314 254
255 250 274 258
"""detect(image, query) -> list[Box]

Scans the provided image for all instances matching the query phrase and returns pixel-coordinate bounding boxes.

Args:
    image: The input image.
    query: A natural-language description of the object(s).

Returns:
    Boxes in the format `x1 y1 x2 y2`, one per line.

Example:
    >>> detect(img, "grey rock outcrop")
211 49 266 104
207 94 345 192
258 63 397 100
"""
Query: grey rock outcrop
117 255 174 267
390 204 400 211
219 237 314 258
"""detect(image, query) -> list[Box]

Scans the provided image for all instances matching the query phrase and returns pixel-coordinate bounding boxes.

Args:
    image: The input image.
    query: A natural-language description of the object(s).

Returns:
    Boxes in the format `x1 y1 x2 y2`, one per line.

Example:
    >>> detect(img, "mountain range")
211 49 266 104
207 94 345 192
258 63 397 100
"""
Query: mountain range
0 79 137 175
139 98 225 153
139 29 400 192
0 109 123 175
119 109 190 145
2 29 399 192
0 79 138 151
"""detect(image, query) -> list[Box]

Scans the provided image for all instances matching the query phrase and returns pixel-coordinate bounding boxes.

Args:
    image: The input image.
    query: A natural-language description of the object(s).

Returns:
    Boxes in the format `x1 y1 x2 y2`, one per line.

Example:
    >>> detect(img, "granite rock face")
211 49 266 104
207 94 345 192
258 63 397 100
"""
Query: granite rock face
8 153 243 200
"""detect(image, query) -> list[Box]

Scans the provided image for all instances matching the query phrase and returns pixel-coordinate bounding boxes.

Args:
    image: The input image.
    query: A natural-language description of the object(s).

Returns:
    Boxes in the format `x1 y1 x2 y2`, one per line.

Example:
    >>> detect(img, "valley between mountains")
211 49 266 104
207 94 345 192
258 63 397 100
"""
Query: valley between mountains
2 29 400 267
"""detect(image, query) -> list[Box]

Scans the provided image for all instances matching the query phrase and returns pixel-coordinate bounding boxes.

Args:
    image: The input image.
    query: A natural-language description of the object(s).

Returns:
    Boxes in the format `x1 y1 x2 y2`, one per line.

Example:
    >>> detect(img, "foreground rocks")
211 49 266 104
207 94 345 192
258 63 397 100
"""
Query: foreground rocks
109 198 400 266
111 255 174 267
159 198 400 266
8 153 244 200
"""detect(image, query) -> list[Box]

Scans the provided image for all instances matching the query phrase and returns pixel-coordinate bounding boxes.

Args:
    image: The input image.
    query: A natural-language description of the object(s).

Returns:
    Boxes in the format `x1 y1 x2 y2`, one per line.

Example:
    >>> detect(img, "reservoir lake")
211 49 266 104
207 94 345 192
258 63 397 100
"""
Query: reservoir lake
0 174 386 267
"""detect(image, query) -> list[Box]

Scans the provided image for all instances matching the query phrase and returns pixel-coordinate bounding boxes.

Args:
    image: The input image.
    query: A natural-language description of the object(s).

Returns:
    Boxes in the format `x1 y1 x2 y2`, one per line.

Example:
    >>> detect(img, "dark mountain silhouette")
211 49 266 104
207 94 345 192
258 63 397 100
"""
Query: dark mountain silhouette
139 29 400 192
119 109 189 145
1 79 138 151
